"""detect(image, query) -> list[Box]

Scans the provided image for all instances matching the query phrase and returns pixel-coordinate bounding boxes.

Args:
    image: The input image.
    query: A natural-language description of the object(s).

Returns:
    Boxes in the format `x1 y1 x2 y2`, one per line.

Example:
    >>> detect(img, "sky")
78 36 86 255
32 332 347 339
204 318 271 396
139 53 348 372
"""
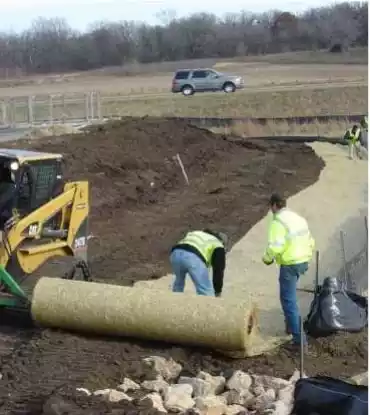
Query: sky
0 0 341 33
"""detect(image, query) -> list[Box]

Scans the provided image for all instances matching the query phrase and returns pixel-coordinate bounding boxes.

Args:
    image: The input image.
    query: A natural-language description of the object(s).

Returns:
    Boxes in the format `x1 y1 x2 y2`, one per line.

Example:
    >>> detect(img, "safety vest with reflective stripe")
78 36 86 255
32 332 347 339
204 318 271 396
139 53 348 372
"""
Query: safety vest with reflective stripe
345 128 361 143
177 231 224 267
264 208 315 266
361 116 368 131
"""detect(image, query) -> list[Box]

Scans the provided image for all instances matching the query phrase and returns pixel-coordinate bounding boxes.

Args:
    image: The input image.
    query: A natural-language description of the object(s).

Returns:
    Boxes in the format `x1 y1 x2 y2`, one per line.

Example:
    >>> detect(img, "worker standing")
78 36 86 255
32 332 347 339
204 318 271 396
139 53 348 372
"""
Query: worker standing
344 125 362 160
170 229 227 297
360 115 368 150
262 194 315 348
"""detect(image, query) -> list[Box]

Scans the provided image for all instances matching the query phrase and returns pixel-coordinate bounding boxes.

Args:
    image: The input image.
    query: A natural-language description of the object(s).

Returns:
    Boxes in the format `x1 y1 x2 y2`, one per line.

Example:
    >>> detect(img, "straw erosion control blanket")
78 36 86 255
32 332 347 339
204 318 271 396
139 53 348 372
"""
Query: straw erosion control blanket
0 117 366 415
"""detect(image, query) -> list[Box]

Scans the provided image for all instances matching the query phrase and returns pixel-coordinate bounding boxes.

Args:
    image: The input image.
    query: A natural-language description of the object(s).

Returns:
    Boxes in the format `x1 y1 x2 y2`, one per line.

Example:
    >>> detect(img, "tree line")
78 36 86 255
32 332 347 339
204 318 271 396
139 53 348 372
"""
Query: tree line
0 1 367 76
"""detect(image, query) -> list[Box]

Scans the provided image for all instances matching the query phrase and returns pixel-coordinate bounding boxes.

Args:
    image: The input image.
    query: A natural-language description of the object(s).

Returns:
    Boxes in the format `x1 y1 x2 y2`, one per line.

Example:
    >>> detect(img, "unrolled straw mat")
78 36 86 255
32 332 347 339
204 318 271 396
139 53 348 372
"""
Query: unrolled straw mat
31 277 260 355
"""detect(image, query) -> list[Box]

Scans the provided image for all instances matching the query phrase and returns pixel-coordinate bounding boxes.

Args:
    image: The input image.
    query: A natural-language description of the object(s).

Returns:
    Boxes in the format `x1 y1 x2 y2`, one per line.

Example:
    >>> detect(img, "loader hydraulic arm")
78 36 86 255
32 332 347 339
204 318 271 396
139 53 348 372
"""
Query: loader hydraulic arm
0 181 89 279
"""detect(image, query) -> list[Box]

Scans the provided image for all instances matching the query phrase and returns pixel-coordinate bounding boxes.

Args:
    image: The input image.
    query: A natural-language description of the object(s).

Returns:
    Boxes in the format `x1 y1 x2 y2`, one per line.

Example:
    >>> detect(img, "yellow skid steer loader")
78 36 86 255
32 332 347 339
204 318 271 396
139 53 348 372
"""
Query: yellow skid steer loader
0 148 91 309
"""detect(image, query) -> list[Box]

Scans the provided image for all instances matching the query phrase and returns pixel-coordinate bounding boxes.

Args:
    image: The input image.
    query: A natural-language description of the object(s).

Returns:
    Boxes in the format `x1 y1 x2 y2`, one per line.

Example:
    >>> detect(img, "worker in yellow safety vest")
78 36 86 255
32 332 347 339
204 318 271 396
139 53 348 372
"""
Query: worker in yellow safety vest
344 125 362 160
360 115 368 132
170 229 228 296
262 194 315 347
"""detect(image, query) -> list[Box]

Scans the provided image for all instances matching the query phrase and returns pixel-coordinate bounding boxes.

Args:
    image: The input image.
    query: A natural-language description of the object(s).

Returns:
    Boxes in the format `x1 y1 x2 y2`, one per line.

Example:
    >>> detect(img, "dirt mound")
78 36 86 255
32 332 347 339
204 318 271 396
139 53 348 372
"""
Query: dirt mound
0 117 366 414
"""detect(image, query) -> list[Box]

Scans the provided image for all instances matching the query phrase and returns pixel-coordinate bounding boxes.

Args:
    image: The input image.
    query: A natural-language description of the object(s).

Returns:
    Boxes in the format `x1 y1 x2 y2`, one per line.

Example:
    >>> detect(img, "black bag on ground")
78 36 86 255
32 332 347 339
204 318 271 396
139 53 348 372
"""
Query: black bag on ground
303 276 368 338
292 376 368 415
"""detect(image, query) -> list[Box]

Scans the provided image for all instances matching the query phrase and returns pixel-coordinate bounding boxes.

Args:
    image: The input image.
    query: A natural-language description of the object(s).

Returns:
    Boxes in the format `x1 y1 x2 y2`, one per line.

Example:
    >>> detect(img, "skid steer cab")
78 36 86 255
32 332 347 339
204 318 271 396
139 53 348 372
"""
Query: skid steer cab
0 149 91 292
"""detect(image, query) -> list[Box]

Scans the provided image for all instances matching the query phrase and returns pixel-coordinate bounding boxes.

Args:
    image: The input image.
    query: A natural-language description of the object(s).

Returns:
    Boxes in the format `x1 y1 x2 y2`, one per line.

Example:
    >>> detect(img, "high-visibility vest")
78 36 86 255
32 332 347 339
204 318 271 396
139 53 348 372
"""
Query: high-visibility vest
345 128 361 143
361 116 368 131
177 230 224 266
264 208 315 266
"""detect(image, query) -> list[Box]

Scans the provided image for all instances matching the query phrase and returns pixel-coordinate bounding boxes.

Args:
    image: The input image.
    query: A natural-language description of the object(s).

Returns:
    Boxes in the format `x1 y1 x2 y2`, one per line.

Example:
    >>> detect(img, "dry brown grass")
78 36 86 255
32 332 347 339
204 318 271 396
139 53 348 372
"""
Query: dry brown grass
103 85 367 118
0 54 367 98
210 119 351 138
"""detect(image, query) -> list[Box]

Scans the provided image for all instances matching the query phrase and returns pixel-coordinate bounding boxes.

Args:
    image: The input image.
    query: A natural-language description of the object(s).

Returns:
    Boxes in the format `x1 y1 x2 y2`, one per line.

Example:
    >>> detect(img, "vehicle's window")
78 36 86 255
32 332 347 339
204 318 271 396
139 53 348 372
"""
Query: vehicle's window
191 70 209 79
175 71 190 80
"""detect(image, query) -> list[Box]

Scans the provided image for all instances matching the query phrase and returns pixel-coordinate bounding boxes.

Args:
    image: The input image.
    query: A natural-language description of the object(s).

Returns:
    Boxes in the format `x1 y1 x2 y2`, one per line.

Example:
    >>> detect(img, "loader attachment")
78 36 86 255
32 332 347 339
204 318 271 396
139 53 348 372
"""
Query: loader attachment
0 266 29 308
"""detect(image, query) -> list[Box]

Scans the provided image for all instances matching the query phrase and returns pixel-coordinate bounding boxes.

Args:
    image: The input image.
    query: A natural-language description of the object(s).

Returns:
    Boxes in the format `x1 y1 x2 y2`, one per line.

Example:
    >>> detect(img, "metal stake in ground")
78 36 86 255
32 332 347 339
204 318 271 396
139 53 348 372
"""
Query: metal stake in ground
300 316 305 378
175 153 190 185
339 230 349 289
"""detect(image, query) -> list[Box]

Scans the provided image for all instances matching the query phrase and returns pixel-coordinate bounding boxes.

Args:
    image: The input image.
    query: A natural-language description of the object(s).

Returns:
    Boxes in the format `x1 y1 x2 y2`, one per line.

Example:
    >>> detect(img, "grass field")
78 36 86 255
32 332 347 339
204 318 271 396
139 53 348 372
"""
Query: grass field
103 86 367 118
0 48 367 125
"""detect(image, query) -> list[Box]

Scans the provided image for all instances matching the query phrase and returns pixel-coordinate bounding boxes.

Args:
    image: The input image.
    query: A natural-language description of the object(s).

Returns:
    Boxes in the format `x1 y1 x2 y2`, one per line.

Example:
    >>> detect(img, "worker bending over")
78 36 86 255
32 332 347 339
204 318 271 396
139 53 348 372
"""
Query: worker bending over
170 229 227 297
262 194 315 348
344 125 364 160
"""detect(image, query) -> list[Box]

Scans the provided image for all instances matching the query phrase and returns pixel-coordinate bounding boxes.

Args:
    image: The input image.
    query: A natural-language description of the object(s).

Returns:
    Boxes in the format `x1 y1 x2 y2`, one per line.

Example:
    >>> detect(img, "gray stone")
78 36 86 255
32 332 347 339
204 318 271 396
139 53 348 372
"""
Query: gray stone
263 400 292 415
142 376 169 394
253 375 290 391
93 388 133 403
140 392 167 413
197 371 226 395
76 388 91 396
226 371 252 392
194 395 227 415
164 384 195 412
117 377 140 393
226 404 249 415
277 384 294 405
143 356 182 381
249 388 276 411
222 390 254 406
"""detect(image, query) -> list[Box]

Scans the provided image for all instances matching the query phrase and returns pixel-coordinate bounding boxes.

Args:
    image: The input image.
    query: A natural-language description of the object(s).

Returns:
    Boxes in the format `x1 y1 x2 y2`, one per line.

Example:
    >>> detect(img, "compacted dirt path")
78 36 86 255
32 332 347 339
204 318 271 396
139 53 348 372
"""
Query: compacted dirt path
0 118 365 414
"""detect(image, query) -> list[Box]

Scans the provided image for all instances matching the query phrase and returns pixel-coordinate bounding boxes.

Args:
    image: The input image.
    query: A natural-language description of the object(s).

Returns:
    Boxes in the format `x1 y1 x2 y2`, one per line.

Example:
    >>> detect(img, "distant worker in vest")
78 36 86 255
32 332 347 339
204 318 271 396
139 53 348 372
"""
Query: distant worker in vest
344 125 362 160
360 115 368 150
360 115 368 132
170 229 228 297
262 194 315 348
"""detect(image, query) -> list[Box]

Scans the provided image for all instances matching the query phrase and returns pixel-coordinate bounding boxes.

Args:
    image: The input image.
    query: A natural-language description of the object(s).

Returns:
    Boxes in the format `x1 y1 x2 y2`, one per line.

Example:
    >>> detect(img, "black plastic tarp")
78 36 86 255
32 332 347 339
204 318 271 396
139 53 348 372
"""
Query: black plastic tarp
304 277 368 338
292 376 368 415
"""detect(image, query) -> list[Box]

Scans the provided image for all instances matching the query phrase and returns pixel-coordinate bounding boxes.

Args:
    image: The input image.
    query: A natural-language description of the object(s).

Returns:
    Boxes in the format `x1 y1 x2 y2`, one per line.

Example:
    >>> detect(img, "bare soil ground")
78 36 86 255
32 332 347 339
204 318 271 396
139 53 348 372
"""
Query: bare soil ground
0 118 366 414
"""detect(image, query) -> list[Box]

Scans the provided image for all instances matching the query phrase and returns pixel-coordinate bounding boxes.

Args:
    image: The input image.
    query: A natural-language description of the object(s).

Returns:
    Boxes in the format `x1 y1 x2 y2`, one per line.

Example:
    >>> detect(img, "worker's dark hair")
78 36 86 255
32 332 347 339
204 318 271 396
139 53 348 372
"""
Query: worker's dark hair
352 124 359 131
268 193 286 209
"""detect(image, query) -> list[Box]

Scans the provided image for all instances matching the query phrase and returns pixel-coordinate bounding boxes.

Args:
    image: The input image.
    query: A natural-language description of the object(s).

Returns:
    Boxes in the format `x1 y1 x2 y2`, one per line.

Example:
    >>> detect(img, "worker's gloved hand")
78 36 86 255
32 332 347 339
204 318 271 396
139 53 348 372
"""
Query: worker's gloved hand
262 256 274 266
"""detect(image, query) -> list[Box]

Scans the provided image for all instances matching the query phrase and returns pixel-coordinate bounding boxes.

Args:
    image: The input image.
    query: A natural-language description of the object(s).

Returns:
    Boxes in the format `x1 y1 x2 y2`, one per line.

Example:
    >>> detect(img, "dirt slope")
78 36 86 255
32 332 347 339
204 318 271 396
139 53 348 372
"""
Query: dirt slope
0 117 365 415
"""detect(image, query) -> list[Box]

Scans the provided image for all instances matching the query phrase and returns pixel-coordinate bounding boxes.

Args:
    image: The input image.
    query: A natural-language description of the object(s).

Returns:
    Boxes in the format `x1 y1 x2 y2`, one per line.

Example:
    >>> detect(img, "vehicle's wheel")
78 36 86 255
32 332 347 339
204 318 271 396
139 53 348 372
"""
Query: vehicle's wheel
223 82 236 93
181 85 194 96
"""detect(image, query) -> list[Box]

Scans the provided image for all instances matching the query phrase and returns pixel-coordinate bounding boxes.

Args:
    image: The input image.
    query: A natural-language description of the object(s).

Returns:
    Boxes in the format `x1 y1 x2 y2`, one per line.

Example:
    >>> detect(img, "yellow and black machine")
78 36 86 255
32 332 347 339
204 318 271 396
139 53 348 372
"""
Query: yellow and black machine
0 148 91 309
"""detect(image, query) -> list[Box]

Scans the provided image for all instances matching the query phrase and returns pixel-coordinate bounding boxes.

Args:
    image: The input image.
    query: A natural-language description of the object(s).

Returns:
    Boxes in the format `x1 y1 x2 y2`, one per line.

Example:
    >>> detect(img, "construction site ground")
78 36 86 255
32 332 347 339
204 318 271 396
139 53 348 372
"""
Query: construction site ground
0 117 367 414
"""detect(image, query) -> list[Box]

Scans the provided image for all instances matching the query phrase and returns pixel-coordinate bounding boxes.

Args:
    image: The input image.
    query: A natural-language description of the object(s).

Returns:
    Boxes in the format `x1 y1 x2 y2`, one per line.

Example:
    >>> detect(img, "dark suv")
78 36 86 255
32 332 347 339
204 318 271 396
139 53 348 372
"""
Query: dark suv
171 68 245 96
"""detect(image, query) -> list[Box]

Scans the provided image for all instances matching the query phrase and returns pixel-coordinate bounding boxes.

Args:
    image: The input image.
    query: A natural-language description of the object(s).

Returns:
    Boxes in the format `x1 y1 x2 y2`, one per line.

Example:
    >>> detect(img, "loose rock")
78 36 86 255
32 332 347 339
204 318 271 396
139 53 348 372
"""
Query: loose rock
117 377 141 392
251 384 265 397
197 371 226 395
140 392 167 413
226 371 252 392
178 376 213 397
277 384 294 405
263 400 292 415
253 375 290 391
142 376 169 394
250 388 276 412
223 390 254 406
143 356 182 382
76 387 91 396
164 384 195 412
226 404 249 415
93 388 132 403
195 395 227 415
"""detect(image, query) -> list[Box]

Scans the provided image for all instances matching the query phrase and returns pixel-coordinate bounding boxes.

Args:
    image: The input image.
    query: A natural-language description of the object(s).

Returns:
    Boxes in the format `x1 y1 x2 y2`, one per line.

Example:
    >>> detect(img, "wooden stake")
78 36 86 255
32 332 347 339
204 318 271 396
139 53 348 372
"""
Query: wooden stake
175 153 189 185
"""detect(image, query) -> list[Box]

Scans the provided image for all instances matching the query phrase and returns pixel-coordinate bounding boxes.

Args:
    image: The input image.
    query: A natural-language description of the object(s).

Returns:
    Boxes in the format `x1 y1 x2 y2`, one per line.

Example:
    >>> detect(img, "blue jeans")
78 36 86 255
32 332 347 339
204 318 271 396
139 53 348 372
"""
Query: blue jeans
170 249 215 296
279 262 308 344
